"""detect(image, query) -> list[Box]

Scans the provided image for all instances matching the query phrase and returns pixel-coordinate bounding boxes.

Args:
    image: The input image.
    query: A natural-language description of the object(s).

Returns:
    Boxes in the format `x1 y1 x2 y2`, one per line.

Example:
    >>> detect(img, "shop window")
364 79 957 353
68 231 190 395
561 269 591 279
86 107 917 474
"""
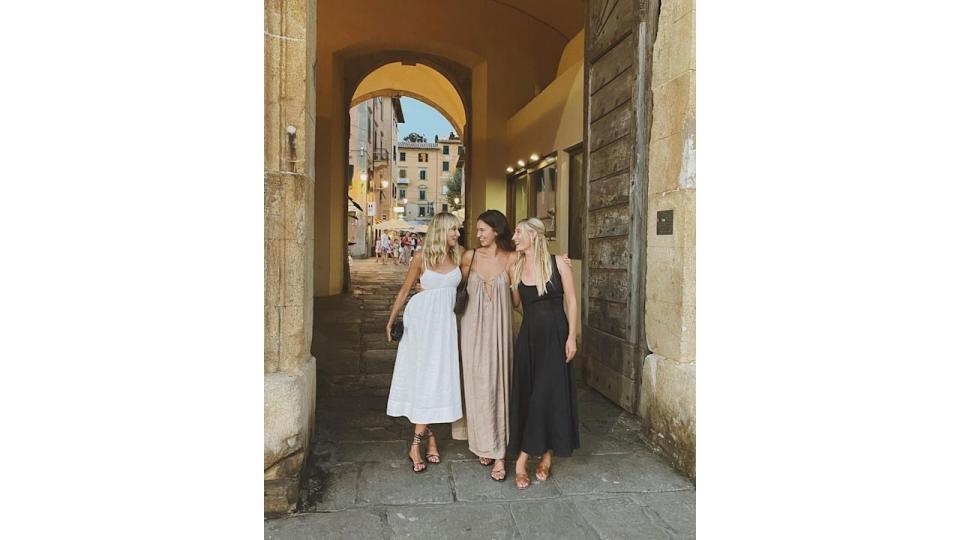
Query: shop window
532 163 557 238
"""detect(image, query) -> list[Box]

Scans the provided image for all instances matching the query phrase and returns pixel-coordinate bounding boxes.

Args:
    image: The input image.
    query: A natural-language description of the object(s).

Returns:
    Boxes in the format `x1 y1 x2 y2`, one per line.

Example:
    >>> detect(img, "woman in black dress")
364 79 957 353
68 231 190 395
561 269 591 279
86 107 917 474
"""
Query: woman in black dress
507 217 580 489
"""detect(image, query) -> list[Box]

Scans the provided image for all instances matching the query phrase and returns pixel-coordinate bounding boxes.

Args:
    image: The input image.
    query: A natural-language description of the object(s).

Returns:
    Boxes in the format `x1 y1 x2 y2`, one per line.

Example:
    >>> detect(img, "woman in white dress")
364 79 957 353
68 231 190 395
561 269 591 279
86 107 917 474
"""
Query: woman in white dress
386 212 463 473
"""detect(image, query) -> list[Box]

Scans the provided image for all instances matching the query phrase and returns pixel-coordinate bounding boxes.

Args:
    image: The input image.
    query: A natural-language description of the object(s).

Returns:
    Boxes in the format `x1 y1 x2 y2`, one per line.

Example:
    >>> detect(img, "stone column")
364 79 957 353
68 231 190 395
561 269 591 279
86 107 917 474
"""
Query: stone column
264 0 318 515
640 0 696 478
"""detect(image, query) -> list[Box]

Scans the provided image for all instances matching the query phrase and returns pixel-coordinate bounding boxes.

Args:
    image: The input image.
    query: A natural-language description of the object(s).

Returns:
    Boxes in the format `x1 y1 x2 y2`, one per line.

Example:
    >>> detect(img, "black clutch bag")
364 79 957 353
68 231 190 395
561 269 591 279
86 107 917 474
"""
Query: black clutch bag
454 285 469 315
390 319 404 341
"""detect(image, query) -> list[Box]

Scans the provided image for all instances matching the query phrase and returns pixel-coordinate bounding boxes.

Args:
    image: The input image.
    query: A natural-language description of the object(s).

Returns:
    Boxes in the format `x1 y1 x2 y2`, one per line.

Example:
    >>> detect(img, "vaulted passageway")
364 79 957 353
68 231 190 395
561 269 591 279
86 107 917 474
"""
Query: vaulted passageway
265 0 697 518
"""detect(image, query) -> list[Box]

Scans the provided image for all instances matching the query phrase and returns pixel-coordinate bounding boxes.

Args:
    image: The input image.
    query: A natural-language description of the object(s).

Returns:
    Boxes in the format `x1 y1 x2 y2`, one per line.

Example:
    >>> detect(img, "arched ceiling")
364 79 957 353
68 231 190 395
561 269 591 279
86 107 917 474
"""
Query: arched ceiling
320 0 586 117
351 63 467 137
490 0 586 40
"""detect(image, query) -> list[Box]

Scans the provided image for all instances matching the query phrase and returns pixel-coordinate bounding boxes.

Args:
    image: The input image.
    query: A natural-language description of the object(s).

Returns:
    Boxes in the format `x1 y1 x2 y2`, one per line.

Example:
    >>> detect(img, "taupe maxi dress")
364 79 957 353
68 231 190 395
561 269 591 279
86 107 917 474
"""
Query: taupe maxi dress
451 266 513 459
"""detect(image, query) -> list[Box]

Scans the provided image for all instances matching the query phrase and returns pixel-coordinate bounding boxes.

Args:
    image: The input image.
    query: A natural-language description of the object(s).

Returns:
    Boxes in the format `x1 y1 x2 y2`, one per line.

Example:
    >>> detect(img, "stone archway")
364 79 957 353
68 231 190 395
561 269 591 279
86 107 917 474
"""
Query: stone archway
351 62 467 139
341 59 471 268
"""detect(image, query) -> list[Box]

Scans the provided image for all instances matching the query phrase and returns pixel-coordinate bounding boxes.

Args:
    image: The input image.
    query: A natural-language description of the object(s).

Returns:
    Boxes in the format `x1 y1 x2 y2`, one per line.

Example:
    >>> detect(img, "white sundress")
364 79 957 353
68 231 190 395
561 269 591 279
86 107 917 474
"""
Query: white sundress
386 265 463 424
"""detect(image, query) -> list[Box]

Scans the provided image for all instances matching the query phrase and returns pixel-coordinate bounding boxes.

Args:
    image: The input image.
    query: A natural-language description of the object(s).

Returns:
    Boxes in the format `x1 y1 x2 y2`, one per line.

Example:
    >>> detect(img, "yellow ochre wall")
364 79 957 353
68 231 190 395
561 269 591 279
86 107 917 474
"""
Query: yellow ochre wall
504 31 586 337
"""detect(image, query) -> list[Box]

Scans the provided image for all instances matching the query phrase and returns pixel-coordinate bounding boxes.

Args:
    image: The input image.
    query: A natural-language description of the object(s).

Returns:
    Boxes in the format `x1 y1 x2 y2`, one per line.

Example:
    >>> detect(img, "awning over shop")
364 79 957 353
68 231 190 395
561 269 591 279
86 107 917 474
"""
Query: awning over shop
374 218 414 231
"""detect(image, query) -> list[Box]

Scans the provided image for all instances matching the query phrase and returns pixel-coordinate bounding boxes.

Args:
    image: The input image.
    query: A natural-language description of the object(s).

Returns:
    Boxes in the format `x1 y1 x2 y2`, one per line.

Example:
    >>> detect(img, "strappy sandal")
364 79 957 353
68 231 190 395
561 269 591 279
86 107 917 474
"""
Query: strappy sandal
490 460 507 482
478 457 493 466
535 462 551 482
409 431 427 473
515 471 530 490
423 428 441 464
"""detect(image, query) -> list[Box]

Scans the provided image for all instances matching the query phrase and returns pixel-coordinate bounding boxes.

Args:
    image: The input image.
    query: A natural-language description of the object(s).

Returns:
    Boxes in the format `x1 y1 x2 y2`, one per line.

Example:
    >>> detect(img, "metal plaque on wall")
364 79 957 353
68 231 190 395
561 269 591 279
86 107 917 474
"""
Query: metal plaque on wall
657 210 673 235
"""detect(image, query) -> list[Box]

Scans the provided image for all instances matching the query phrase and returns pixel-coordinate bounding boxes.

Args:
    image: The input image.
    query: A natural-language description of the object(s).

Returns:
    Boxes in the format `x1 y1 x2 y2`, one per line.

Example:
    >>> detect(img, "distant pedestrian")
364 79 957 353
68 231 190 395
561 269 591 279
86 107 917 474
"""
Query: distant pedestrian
401 233 412 265
386 212 463 473
378 234 391 265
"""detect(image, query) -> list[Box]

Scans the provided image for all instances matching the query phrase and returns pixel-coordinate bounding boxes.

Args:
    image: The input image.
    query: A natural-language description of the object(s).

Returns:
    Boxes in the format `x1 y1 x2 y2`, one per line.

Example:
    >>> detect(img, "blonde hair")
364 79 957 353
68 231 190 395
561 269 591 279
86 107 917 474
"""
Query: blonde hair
511 217 553 296
423 212 462 268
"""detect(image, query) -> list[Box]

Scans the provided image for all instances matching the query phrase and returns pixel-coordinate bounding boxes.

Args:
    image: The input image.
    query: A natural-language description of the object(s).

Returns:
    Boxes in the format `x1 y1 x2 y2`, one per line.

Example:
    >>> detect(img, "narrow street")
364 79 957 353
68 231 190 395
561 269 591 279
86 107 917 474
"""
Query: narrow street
265 257 695 539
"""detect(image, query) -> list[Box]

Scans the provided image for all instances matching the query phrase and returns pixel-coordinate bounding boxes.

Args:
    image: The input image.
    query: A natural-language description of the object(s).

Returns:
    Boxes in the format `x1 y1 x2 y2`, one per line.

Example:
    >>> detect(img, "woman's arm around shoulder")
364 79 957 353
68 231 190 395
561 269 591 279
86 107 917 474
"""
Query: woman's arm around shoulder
459 248 475 285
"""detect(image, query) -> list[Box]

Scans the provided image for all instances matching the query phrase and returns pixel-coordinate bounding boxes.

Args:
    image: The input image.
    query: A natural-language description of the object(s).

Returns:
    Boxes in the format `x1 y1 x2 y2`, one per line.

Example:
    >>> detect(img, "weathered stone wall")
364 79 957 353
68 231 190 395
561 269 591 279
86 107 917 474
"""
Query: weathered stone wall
641 0 695 478
264 0 318 515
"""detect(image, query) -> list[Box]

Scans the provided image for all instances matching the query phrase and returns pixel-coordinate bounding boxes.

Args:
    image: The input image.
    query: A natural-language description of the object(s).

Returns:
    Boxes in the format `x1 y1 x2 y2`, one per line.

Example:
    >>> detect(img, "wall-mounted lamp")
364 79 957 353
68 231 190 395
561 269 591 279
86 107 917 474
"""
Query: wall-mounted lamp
506 166 514 173
286 125 297 152
529 153 539 162
517 159 525 167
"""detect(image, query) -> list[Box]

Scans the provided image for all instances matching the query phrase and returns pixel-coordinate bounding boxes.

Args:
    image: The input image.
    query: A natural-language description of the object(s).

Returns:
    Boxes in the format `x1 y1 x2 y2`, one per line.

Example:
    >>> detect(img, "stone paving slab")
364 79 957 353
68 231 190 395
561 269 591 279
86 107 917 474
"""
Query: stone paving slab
335 424 407 442
634 491 696 539
435 438 475 461
451 460 562 502
570 495 675 539
576 429 644 456
357 461 455 505
387 503 519 540
264 508 384 540
306 463 358 512
510 498 600 540
336 441 409 463
319 408 402 429
552 453 694 495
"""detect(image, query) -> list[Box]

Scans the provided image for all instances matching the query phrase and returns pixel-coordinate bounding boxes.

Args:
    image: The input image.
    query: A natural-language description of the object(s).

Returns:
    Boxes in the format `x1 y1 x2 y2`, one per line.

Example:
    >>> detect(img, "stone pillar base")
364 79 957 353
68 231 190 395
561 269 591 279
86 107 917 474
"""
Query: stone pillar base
639 353 696 479
264 357 316 516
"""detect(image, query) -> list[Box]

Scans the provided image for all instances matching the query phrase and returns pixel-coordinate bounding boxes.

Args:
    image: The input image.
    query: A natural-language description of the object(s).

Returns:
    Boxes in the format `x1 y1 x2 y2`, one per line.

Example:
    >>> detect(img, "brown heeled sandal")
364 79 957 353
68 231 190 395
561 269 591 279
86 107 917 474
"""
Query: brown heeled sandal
423 428 441 464
490 460 507 482
409 431 427 473
515 472 530 490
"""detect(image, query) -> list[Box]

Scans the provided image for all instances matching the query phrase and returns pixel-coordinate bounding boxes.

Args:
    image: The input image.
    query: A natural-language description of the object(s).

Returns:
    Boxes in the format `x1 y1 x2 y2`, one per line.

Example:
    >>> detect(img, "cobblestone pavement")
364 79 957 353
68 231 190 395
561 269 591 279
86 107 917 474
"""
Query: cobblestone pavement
266 257 695 539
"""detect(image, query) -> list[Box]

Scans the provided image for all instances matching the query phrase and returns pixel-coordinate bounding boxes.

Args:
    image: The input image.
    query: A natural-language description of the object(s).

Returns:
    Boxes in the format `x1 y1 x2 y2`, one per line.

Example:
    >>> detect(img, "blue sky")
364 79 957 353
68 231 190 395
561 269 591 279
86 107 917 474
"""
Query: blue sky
397 97 456 141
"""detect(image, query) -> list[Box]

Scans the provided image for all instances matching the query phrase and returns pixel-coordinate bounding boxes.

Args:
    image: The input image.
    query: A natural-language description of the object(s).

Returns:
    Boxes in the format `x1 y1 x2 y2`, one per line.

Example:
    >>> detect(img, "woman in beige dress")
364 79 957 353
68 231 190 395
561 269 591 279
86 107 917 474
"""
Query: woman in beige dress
454 210 516 481
453 210 574 481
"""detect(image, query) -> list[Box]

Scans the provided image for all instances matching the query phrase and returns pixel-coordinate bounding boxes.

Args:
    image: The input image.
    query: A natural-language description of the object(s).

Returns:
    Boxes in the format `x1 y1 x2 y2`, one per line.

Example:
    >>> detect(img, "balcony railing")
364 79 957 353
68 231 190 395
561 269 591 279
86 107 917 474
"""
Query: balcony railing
371 148 390 170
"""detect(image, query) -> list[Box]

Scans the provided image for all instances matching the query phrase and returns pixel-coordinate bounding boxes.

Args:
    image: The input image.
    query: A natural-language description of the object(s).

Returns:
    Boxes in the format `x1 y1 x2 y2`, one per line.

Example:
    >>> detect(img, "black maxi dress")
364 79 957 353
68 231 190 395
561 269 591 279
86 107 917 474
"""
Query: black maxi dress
508 255 580 457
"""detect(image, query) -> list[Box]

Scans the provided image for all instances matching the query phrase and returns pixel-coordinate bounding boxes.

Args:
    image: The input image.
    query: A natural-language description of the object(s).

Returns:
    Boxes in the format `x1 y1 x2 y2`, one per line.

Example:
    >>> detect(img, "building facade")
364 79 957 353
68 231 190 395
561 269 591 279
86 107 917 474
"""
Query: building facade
347 96 404 257
396 135 463 224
